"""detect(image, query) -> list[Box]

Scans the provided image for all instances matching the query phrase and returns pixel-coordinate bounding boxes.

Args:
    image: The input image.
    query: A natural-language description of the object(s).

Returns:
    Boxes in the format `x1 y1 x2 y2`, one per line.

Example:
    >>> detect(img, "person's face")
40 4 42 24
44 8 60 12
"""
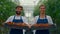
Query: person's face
40 6 45 14
16 7 22 15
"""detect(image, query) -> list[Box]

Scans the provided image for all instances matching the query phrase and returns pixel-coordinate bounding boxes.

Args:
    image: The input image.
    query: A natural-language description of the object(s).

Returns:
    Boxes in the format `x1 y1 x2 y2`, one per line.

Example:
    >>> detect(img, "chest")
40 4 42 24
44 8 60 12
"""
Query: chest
12 16 23 23
37 17 48 24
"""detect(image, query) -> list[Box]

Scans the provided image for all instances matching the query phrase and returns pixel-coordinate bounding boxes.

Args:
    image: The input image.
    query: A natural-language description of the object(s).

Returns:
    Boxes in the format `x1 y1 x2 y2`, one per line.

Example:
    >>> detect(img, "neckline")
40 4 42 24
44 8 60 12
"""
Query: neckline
14 15 22 19
39 15 47 19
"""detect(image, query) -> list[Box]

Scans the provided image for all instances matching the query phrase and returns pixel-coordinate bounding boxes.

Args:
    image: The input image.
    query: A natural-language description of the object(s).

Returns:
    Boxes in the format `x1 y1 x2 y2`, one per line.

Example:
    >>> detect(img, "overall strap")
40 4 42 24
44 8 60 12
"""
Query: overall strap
13 15 15 20
13 15 22 20
20 16 22 19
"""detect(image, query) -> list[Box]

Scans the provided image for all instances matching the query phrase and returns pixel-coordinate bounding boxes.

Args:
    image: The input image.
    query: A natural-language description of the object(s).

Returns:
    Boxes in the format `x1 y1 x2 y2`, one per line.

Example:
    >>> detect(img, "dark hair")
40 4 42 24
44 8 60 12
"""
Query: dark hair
16 6 23 10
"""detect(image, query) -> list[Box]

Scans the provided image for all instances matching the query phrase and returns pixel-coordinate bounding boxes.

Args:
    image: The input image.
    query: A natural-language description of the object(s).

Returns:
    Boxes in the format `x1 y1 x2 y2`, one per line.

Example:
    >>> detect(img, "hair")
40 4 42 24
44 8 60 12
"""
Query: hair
16 6 23 10
39 4 46 8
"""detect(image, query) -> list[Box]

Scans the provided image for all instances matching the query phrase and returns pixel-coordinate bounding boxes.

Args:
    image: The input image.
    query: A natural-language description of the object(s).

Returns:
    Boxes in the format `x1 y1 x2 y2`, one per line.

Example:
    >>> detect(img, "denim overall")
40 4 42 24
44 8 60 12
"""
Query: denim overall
35 16 49 34
10 16 23 34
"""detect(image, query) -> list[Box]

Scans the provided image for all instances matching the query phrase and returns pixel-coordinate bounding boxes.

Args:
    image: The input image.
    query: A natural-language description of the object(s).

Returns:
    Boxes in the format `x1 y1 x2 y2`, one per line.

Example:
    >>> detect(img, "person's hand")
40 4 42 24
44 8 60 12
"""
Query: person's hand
7 22 14 25
21 23 31 28
22 23 27 26
32 23 50 27
15 23 22 26
38 24 50 27
28 25 31 28
32 24 40 27
15 23 26 26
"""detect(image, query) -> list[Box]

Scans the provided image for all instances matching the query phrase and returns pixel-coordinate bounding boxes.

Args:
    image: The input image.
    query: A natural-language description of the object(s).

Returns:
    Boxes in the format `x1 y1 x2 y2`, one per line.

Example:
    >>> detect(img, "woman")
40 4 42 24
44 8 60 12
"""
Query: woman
33 4 53 34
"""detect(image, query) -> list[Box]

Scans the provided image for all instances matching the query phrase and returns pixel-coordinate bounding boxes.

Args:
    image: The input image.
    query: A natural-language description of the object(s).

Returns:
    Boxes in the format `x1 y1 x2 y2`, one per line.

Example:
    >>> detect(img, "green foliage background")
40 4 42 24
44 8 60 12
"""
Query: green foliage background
0 0 16 23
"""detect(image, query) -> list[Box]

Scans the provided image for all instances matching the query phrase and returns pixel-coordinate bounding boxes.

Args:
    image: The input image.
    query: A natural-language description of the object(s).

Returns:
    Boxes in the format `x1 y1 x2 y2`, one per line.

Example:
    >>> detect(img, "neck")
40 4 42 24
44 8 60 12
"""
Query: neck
40 13 45 16
16 14 20 16
40 13 45 18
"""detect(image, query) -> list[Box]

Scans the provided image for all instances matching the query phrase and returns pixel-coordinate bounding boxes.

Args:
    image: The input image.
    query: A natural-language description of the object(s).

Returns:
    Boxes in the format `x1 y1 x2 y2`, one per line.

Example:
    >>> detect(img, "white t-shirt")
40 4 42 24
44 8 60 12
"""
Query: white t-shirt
5 15 29 25
33 15 53 25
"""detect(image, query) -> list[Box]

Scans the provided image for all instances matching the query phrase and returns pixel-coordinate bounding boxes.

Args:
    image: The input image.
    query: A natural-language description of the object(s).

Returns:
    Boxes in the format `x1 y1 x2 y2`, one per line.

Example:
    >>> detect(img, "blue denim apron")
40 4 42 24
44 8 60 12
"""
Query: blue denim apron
10 16 23 34
35 16 49 34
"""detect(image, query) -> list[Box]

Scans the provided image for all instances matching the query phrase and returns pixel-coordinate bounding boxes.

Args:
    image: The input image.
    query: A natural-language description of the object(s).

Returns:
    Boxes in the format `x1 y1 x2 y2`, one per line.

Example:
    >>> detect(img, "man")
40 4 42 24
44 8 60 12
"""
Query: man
33 4 53 34
5 6 30 34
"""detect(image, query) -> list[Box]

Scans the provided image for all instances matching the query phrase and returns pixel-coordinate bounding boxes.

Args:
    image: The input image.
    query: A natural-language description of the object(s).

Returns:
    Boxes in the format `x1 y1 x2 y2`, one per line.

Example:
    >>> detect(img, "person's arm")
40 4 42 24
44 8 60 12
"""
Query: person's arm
32 16 40 27
22 16 29 25
4 16 14 25
5 16 14 23
47 16 53 25
34 16 39 24
22 16 31 28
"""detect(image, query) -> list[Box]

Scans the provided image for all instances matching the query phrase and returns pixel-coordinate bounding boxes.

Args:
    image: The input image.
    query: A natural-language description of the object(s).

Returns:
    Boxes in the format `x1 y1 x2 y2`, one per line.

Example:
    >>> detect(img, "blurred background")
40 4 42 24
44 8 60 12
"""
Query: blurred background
0 0 60 34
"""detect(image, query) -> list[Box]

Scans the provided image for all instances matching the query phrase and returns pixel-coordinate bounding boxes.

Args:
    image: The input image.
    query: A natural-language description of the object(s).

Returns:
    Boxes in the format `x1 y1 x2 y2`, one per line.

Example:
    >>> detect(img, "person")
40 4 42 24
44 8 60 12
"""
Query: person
33 4 53 34
4 6 30 34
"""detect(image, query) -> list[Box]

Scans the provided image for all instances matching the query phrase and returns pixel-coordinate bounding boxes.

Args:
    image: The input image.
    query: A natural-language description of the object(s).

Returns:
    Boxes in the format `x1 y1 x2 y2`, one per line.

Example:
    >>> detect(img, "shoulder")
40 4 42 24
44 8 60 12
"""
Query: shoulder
21 16 26 18
34 15 39 20
9 15 15 18
46 15 52 19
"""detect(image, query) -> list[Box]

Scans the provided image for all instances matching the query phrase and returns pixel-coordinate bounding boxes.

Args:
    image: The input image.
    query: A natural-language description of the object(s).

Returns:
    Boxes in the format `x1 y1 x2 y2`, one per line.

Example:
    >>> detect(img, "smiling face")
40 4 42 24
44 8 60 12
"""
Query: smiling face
16 6 23 15
40 5 46 14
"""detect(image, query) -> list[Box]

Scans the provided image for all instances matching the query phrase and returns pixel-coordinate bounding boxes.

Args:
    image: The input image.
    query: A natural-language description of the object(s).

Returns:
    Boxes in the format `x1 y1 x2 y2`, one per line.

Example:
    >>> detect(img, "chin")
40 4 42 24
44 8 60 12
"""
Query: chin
41 12 45 14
